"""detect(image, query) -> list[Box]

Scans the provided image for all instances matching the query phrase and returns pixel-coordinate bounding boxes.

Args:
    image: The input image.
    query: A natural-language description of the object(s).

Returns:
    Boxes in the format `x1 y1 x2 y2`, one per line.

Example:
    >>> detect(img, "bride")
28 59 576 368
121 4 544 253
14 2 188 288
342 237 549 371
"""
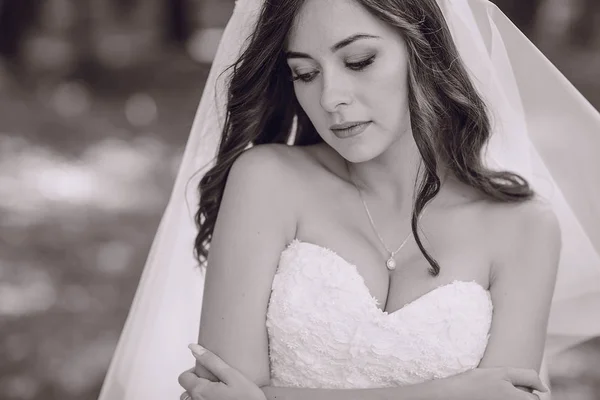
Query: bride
98 0 600 399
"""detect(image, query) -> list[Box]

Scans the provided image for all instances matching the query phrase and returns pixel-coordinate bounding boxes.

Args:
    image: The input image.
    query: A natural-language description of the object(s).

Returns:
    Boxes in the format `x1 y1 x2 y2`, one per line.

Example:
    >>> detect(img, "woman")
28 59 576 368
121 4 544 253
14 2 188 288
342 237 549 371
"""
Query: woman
97 0 600 399
181 0 559 397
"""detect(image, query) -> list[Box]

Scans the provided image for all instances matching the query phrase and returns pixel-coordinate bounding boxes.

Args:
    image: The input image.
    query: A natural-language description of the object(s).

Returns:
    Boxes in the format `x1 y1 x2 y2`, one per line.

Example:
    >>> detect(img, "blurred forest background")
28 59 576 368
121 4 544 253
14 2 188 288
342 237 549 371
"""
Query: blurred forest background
0 0 599 399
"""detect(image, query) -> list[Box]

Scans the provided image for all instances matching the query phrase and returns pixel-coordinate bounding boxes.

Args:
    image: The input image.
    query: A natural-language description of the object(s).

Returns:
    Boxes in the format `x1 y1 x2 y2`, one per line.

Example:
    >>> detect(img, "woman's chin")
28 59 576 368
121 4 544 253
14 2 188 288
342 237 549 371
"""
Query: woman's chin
335 143 386 165
319 131 392 164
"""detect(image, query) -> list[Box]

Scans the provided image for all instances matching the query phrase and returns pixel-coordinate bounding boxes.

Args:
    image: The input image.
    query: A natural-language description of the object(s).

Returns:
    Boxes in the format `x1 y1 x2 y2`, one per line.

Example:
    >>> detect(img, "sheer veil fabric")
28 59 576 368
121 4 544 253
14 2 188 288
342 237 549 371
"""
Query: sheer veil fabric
98 0 600 398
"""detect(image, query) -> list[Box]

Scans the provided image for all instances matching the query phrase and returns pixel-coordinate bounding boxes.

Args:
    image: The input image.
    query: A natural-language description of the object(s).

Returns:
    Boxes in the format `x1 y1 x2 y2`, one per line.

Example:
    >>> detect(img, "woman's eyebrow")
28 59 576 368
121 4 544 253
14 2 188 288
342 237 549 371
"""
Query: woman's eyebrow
286 33 381 59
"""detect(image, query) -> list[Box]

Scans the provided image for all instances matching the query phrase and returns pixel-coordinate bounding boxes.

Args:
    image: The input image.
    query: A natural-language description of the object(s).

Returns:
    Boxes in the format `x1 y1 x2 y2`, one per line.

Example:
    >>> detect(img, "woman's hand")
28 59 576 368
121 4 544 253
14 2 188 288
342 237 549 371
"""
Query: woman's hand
440 367 549 400
178 344 266 400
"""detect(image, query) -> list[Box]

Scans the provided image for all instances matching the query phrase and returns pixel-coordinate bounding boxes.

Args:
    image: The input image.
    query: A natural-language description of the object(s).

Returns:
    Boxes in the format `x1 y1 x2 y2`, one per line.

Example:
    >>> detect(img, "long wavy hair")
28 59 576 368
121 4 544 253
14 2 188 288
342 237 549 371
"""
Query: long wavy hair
194 0 534 276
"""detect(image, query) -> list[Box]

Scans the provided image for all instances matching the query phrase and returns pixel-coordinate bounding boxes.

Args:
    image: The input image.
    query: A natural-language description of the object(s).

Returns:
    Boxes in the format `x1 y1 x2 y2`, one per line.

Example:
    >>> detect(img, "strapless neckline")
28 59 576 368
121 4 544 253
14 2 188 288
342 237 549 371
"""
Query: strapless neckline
285 238 489 316
267 238 493 388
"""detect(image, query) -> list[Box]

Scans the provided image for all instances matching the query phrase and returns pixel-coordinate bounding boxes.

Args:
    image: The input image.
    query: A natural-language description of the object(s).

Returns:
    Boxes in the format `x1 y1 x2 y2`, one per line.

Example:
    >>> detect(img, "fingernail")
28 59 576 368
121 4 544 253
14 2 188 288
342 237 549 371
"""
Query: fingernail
542 384 550 392
188 343 207 356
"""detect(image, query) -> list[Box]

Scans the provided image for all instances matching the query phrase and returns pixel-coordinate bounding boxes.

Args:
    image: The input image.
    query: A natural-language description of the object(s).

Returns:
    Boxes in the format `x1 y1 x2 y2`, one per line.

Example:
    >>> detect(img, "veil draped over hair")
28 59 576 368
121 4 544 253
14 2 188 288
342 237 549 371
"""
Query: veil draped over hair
98 0 600 398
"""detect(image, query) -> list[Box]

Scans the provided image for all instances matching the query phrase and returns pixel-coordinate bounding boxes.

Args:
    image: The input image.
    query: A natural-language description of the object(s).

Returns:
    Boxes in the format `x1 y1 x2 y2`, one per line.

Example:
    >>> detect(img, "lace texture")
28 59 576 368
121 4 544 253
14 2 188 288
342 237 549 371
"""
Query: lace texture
266 239 493 389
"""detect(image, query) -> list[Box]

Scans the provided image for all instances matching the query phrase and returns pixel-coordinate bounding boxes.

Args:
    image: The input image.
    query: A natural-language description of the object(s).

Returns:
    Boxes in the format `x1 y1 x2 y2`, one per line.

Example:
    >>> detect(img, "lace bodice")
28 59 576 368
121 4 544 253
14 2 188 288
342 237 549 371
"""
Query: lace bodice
266 239 493 389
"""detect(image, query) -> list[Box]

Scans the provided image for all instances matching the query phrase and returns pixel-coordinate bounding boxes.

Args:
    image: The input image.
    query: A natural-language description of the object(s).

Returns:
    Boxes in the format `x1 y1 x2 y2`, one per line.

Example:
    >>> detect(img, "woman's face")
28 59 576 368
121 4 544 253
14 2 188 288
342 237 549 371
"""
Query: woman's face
286 0 411 163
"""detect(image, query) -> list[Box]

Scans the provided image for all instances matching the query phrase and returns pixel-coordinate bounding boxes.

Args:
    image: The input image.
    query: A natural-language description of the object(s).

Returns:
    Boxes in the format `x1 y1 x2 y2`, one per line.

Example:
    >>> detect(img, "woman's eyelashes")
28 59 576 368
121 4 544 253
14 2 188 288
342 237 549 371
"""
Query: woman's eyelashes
292 71 318 83
291 55 377 83
346 54 377 71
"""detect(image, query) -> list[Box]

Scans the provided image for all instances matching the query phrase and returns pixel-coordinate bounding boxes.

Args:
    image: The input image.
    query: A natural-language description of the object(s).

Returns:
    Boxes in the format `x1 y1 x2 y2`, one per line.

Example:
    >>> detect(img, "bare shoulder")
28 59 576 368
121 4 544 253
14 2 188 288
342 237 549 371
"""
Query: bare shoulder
229 142 330 196
229 143 298 181
490 198 561 248
222 143 327 226
487 197 562 281
230 143 317 181
227 144 307 200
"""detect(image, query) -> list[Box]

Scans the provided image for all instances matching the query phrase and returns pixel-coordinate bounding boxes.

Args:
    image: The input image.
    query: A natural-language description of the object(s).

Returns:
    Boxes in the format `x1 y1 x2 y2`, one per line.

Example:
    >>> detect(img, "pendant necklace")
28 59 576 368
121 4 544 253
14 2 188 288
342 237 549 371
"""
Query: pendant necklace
348 170 414 271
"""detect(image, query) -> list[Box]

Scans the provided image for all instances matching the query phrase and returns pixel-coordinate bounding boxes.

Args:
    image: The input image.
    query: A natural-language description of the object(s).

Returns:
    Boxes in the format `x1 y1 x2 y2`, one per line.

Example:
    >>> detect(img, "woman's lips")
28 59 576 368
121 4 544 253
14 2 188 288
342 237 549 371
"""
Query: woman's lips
330 121 372 139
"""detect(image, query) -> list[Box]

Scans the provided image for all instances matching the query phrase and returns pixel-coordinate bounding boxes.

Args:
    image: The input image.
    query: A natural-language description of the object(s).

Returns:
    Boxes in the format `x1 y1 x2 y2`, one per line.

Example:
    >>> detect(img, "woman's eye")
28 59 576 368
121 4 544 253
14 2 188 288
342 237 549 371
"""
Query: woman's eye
290 55 375 83
346 55 376 71
292 71 319 83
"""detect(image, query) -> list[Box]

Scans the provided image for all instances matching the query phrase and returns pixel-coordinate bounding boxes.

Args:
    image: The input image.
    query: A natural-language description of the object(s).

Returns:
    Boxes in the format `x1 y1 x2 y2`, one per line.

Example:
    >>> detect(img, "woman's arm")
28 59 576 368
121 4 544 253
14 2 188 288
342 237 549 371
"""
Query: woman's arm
478 200 561 373
193 144 298 387
182 346 547 400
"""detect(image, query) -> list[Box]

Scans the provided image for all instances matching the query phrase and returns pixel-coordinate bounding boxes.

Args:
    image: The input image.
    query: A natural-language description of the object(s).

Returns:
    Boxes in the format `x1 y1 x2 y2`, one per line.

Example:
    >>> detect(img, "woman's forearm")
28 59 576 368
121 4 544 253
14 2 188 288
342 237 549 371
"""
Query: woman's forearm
261 378 447 400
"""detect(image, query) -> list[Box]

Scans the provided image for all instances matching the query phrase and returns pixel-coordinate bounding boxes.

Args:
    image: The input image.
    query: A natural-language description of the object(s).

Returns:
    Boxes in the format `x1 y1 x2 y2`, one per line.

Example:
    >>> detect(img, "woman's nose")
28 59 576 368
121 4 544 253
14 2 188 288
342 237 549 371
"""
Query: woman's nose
320 71 352 112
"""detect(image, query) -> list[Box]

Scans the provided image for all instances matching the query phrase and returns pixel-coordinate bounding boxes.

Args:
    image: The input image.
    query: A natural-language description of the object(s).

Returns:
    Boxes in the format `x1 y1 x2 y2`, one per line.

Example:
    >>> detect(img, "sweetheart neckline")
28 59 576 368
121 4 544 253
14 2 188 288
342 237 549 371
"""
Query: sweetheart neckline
282 238 491 316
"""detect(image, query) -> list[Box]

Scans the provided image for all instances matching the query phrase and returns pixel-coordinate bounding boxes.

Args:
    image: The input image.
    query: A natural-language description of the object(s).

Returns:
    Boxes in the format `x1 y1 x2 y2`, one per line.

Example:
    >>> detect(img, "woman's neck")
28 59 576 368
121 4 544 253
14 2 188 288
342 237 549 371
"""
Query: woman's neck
344 131 449 215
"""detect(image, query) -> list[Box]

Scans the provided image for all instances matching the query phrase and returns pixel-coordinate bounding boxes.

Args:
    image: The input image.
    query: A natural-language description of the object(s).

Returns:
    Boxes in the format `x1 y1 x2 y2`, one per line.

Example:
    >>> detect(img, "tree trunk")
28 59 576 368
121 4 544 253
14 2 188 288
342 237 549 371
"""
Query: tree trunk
570 0 600 47
164 0 191 46
0 0 41 61
492 0 543 36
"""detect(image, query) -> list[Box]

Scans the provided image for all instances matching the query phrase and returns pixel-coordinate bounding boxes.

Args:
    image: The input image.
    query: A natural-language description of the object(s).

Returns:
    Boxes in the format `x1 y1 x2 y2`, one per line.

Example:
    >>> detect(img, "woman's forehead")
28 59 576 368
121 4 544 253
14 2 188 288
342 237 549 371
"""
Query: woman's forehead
287 0 389 51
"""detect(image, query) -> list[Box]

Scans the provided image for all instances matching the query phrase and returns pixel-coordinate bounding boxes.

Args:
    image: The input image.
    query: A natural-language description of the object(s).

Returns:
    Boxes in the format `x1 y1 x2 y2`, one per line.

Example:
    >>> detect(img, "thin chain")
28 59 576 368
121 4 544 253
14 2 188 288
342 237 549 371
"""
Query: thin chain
355 185 413 258
347 165 413 260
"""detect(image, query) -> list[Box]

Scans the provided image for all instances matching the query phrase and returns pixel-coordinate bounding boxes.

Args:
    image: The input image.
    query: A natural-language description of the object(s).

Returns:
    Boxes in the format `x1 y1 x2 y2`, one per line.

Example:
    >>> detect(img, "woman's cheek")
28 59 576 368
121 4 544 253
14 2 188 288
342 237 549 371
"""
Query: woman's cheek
367 62 411 136
295 89 326 132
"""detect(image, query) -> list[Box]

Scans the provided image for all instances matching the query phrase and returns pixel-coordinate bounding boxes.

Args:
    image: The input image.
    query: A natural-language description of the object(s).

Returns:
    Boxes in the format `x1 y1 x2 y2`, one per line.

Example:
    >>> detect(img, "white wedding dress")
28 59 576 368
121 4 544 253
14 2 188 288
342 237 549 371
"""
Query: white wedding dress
267 240 492 388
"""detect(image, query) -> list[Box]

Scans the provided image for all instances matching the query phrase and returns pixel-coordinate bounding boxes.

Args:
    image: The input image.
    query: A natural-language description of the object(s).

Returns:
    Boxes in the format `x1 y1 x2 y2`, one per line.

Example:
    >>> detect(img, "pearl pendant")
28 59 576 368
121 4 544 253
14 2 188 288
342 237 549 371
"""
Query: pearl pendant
386 257 397 271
